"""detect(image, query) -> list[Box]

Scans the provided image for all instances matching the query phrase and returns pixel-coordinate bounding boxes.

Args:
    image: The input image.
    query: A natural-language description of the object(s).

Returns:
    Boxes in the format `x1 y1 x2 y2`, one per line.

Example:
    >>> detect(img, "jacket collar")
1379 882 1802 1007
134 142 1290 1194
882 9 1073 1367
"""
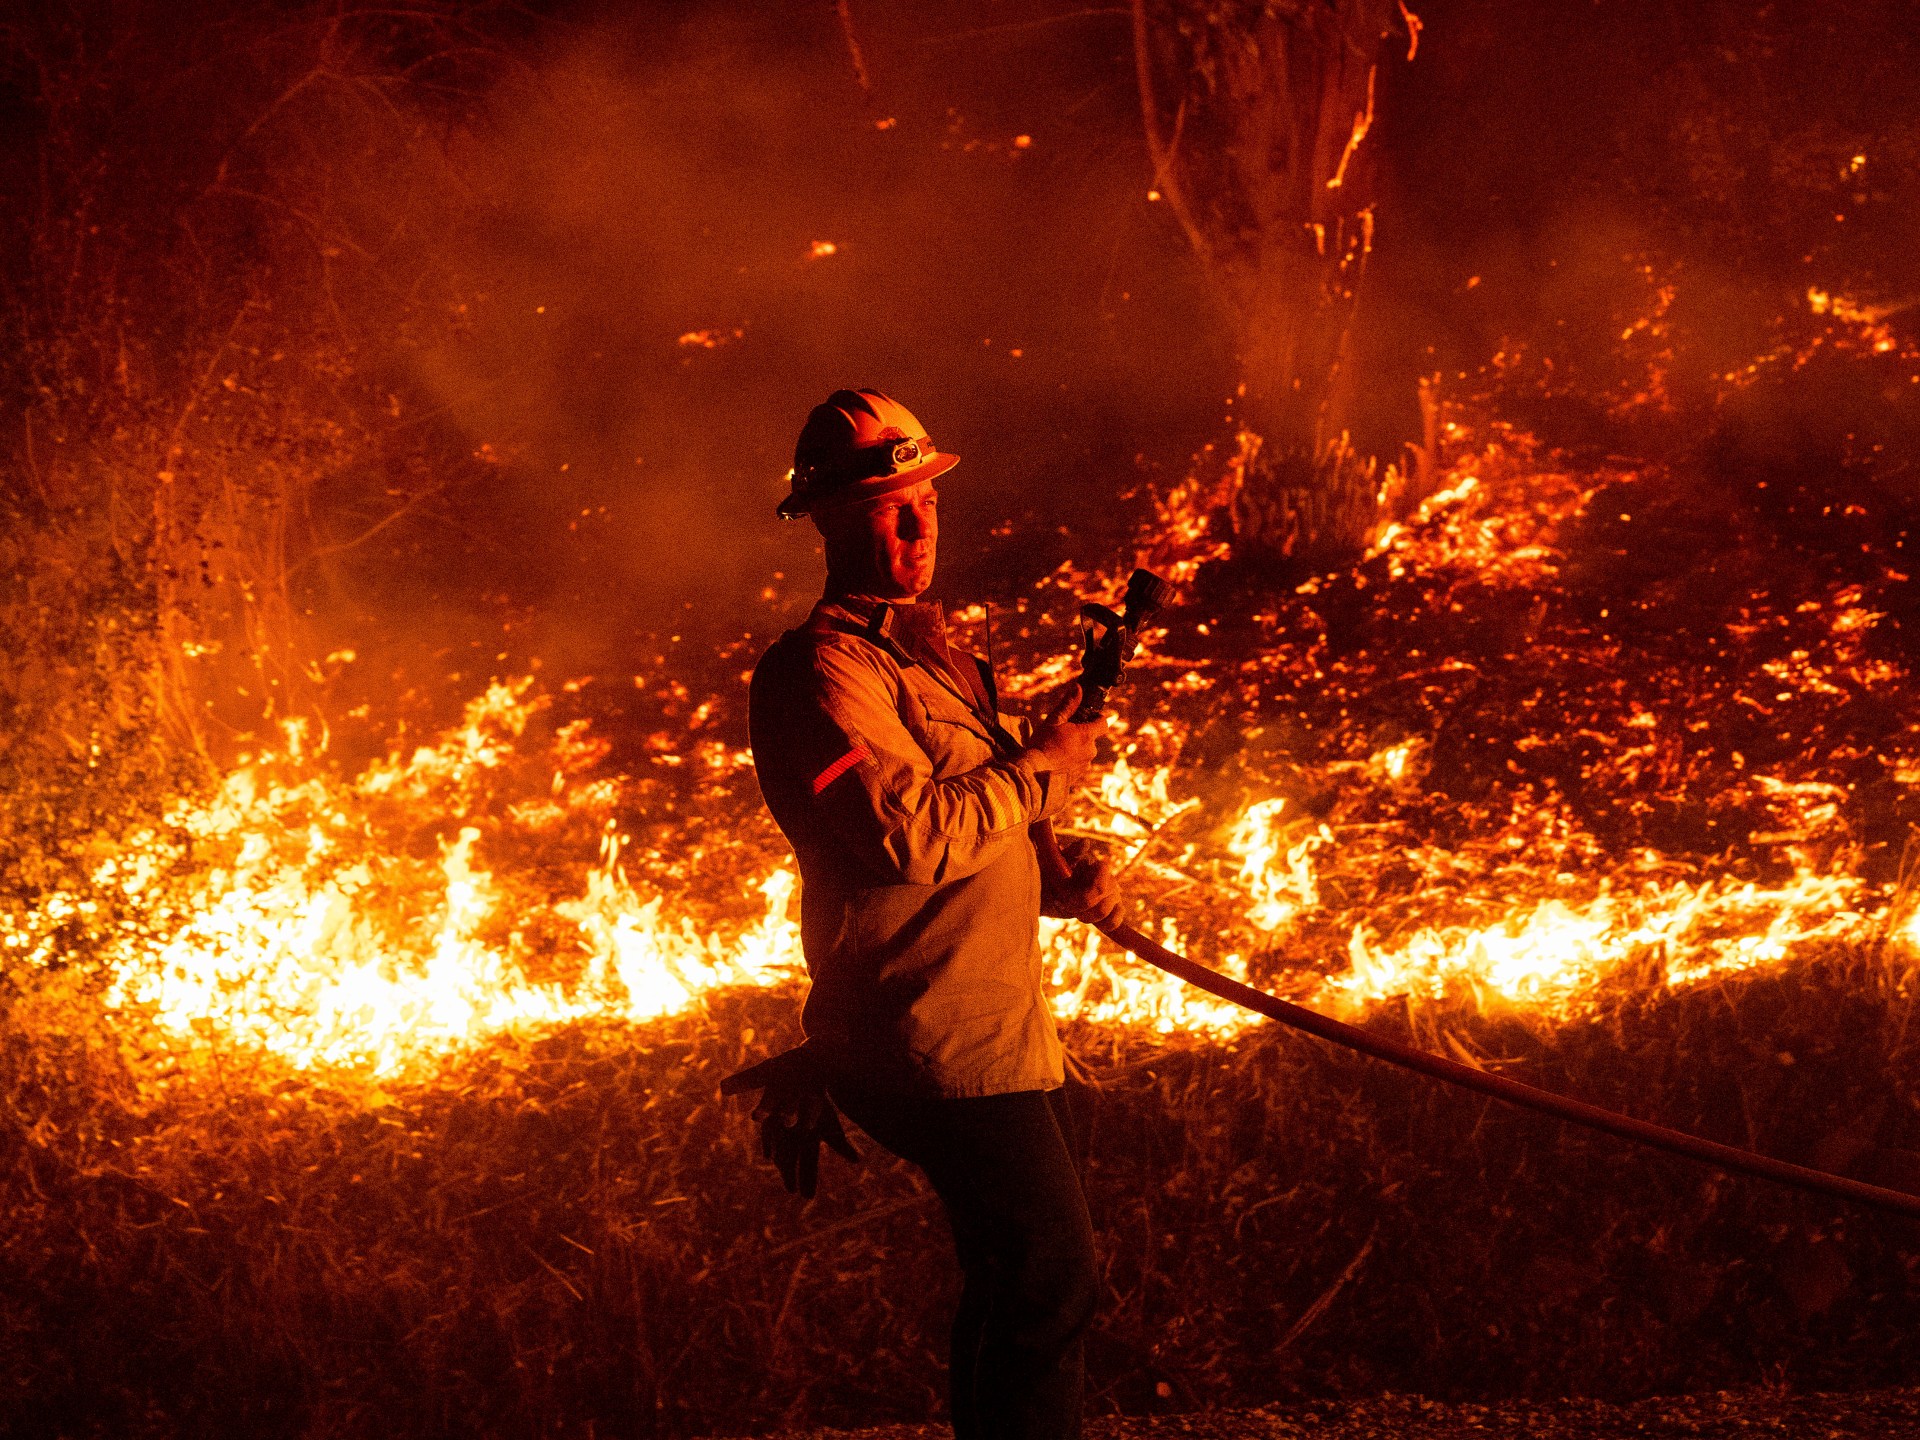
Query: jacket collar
818 591 911 632
810 593 921 667
809 594 1012 744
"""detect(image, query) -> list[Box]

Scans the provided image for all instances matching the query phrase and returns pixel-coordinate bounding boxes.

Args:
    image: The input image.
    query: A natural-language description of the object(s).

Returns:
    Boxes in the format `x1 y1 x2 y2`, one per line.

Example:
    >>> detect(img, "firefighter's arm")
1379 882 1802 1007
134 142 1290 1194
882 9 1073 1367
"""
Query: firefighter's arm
805 643 1085 886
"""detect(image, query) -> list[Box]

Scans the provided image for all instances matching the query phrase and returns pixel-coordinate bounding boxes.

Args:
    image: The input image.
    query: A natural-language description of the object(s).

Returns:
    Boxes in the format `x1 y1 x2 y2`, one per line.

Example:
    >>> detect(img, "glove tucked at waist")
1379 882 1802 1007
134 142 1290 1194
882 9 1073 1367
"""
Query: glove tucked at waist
720 1041 860 1200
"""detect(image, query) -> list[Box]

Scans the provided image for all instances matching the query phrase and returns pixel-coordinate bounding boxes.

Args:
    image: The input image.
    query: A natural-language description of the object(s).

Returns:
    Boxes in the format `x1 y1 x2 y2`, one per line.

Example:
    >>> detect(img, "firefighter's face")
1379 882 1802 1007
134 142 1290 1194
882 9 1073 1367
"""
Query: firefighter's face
817 479 938 600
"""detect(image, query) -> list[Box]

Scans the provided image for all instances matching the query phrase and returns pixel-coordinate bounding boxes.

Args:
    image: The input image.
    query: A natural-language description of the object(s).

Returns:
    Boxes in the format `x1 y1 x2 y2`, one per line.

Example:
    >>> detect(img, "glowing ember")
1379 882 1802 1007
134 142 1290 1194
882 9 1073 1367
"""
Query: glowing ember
12 414 1913 1087
31 681 807 1080
678 327 746 349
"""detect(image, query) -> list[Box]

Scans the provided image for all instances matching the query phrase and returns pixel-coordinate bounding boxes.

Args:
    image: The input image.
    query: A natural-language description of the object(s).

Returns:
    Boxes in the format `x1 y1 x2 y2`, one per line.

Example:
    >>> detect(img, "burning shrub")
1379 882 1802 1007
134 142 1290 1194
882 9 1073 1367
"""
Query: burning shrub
6 399 1920 1431
6 2 1920 1433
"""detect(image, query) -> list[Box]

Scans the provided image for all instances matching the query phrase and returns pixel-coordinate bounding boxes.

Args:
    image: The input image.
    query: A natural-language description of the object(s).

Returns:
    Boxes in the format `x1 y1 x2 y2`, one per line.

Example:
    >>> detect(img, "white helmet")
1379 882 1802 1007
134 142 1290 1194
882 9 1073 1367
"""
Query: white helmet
779 388 960 520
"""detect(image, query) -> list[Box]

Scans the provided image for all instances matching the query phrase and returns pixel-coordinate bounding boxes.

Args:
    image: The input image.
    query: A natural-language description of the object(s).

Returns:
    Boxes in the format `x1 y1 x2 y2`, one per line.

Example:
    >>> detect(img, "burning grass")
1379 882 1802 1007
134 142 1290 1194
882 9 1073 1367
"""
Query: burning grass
7 400 1920 1433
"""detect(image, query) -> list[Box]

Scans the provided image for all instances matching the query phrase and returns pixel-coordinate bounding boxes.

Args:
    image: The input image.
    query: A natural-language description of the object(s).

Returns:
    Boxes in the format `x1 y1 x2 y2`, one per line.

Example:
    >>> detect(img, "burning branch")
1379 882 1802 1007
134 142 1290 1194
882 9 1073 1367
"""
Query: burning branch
834 0 872 99
1130 0 1214 275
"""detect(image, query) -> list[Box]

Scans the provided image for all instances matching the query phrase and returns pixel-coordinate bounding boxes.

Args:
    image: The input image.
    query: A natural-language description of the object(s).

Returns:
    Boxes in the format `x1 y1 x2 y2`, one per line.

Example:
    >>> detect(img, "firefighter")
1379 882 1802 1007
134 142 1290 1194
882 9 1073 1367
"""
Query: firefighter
728 388 1121 1440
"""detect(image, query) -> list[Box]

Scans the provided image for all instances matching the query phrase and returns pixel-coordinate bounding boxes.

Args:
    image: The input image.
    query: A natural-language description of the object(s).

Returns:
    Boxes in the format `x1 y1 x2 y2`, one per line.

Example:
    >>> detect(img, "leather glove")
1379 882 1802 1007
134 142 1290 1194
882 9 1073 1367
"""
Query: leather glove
1041 834 1125 929
720 1042 860 1200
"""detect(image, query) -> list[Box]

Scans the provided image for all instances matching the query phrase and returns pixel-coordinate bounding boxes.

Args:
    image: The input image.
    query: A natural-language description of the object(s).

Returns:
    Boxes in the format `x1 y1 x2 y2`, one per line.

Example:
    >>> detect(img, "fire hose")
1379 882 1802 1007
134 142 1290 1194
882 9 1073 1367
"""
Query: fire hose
1037 568 1920 1221
1039 826 1920 1220
732 571 1920 1217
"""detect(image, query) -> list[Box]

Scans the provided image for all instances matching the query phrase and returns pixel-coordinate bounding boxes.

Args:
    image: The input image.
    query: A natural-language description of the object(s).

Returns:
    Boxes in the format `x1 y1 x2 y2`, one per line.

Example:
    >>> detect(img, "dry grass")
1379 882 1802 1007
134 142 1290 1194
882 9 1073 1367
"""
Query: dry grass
4 934 1920 1437
9 395 1920 1435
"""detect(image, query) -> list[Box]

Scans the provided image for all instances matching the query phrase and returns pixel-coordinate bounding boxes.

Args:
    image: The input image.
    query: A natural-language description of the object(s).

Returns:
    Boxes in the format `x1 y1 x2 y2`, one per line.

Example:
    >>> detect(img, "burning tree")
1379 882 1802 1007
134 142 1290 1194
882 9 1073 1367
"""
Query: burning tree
1131 0 1422 565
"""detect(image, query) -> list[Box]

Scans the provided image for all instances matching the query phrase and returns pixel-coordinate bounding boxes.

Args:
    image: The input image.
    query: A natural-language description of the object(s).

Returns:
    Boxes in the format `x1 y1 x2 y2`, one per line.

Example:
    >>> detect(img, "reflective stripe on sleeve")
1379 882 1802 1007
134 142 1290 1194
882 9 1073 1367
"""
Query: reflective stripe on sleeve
812 744 871 795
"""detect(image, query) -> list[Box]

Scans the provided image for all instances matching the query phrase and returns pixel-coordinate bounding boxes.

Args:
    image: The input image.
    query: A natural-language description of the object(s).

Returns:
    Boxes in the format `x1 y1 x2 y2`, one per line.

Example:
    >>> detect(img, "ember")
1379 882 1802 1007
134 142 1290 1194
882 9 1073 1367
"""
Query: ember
6 0 1920 1432
10 412 1906 1089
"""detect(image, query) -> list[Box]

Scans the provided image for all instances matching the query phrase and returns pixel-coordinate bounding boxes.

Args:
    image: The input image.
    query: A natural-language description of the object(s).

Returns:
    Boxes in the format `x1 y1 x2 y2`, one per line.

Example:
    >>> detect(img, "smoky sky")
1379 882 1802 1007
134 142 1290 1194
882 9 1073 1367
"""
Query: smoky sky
11 0 1912 718
317 1 1232 683
361 0 1920 689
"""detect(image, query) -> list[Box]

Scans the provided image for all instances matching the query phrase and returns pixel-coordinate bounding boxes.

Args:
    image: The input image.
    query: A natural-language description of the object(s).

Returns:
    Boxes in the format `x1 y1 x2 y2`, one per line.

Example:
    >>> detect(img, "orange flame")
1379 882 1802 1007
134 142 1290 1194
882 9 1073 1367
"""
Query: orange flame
13 419 1909 1089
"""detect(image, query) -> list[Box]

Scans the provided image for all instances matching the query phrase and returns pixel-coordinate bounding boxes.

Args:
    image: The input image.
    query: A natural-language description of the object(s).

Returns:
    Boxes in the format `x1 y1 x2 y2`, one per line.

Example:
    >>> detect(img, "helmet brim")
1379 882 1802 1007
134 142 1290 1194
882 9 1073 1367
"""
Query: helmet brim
777 451 960 520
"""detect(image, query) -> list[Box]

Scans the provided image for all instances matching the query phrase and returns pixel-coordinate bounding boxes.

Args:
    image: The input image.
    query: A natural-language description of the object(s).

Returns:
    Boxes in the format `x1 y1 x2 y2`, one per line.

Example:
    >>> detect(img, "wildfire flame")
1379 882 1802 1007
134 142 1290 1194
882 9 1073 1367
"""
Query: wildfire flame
9 417 1912 1089
13 681 808 1080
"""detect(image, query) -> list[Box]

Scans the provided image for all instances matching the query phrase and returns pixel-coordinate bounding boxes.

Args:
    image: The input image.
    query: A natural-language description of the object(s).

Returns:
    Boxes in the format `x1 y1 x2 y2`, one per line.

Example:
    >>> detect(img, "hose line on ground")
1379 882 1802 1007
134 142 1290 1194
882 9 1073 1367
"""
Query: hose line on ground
1098 912 1920 1220
1037 565 1918 1218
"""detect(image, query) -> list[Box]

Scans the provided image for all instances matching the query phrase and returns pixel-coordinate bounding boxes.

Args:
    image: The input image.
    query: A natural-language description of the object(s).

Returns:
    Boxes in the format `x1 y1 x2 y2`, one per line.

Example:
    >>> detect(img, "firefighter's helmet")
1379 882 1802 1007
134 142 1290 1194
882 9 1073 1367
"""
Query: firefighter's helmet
779 388 959 520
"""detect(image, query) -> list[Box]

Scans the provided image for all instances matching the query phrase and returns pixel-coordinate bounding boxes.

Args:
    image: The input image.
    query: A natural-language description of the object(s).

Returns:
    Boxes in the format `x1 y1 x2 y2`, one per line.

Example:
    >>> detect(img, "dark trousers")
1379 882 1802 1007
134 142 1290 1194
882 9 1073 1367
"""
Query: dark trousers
829 1080 1098 1440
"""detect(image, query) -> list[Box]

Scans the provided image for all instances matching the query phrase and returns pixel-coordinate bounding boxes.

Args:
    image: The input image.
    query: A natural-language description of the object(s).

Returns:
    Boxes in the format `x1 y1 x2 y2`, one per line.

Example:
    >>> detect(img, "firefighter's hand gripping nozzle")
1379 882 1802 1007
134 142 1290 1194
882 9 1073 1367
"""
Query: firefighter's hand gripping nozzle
1070 568 1171 723
1034 568 1172 917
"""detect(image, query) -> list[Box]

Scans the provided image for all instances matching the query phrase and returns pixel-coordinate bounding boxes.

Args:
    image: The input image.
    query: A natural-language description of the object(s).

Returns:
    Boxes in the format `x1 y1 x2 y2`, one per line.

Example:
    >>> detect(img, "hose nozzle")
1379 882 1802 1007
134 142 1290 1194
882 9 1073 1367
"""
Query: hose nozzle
1072 567 1173 722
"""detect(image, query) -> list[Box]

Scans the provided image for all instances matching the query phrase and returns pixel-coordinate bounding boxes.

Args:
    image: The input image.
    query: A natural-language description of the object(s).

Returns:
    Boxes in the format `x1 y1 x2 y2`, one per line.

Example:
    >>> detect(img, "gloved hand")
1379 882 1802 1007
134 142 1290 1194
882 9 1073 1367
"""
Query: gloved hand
1023 685 1107 792
720 1042 860 1200
1041 834 1125 929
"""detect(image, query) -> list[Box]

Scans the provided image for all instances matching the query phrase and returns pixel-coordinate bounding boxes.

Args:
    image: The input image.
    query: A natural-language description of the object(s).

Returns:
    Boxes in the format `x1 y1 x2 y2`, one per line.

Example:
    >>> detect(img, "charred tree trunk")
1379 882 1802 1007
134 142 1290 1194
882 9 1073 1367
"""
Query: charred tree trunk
1133 0 1418 566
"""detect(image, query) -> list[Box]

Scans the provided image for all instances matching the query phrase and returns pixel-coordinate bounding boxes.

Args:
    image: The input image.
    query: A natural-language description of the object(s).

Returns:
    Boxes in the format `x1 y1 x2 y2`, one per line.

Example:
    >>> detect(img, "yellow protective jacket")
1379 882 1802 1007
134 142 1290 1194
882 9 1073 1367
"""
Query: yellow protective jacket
748 594 1069 1097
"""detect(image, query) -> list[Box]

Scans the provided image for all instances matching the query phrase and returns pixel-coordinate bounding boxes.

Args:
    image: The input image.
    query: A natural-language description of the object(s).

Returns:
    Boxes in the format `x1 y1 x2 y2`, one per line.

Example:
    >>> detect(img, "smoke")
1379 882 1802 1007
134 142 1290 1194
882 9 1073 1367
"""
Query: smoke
1372 0 1920 434
295 1 1233 687
20 0 1909 738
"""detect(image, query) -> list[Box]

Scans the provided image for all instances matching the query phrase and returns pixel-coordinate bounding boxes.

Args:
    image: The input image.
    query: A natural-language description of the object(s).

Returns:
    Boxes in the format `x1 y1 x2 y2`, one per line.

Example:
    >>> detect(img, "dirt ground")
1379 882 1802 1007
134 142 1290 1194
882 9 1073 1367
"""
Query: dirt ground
783 1389 1920 1440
